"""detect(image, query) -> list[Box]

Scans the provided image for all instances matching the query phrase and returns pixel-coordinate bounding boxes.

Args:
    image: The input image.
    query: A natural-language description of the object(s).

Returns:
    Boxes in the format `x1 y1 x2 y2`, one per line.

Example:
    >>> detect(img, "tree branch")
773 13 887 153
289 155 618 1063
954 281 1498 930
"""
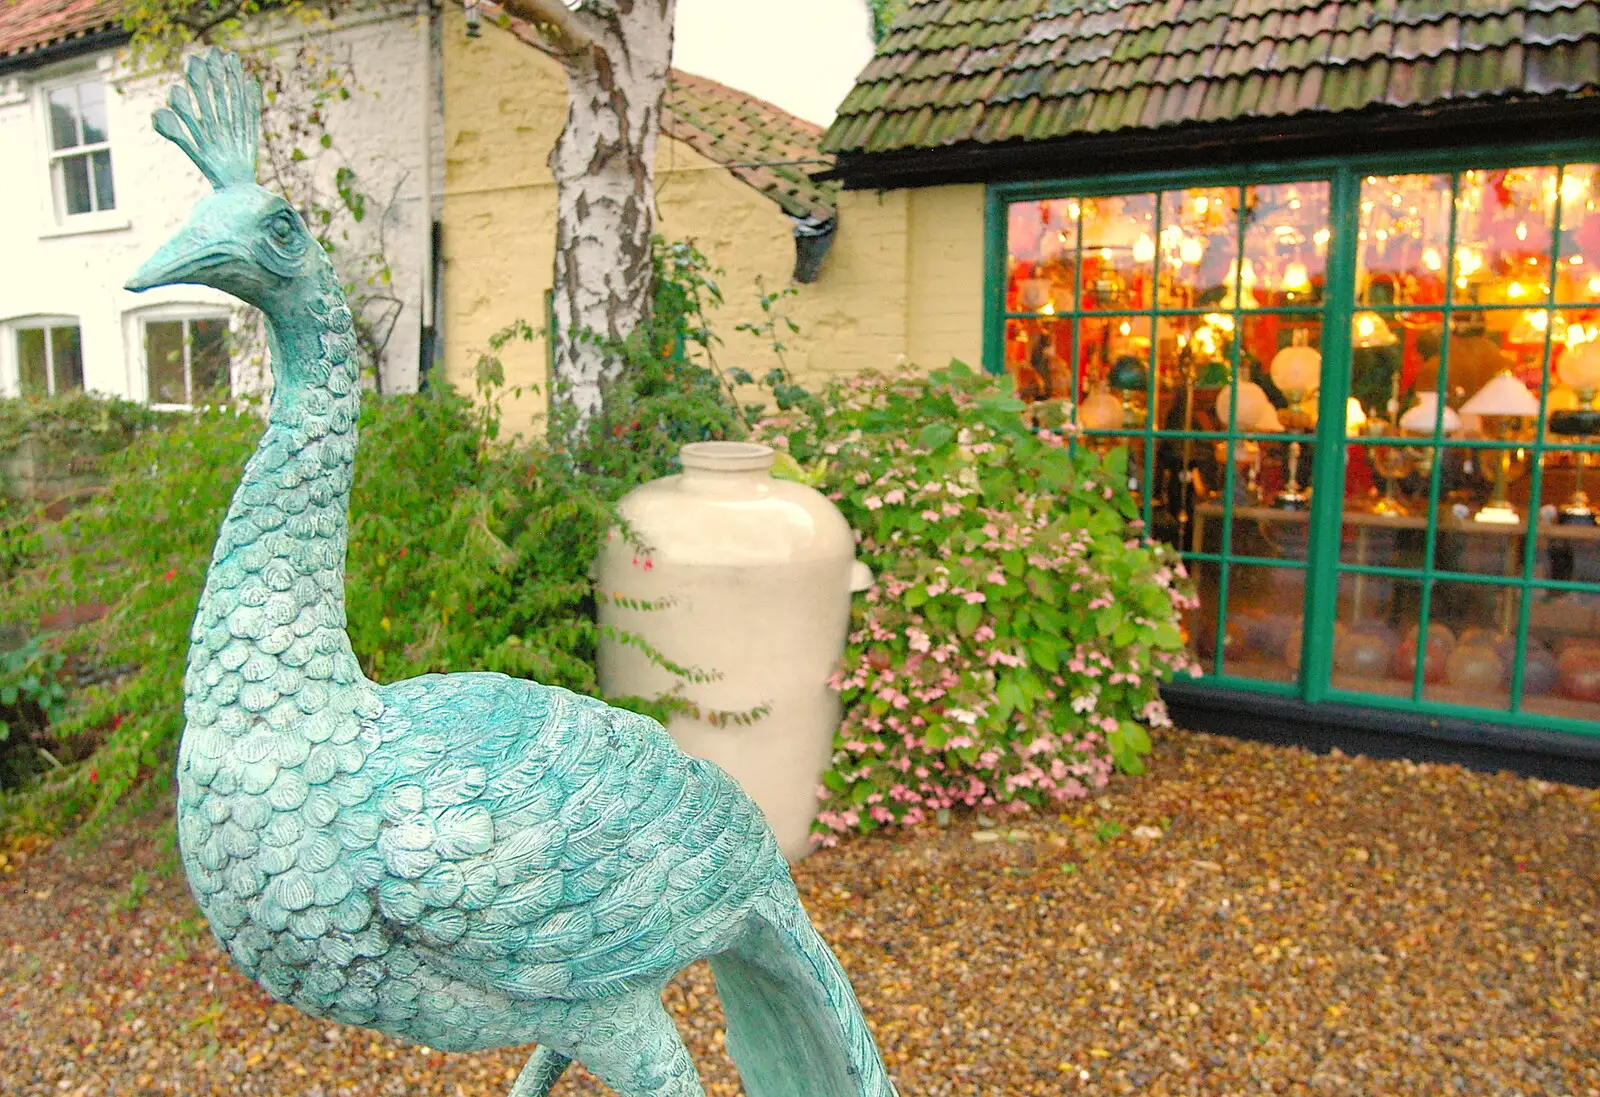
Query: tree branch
494 0 602 60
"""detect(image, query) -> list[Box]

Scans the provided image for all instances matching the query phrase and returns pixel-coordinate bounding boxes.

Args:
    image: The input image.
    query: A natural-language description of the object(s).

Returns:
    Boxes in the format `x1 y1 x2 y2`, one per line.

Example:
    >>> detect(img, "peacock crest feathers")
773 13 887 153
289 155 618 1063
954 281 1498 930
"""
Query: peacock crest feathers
153 48 261 190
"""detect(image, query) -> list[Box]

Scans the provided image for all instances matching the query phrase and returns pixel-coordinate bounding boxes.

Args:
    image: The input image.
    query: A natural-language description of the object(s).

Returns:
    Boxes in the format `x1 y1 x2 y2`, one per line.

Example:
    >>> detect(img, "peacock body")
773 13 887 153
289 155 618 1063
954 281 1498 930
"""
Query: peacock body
130 51 895 1097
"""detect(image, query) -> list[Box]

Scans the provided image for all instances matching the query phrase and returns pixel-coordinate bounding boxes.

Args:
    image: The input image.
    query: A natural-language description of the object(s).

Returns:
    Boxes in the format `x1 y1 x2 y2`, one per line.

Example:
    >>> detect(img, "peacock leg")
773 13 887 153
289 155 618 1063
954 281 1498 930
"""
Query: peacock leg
507 1046 572 1097
567 997 706 1097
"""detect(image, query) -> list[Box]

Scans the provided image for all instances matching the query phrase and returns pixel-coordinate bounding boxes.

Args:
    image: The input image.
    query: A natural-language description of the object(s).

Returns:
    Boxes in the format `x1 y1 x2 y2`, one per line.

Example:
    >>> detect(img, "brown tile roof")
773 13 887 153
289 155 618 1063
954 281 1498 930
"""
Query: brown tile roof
662 69 837 221
493 9 837 220
0 0 124 65
821 0 1600 157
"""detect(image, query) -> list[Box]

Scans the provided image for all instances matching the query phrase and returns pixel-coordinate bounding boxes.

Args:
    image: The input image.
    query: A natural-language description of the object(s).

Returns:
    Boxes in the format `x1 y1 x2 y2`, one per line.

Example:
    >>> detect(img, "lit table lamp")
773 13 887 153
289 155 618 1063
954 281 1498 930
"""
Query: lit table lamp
1548 342 1600 524
1460 370 1540 524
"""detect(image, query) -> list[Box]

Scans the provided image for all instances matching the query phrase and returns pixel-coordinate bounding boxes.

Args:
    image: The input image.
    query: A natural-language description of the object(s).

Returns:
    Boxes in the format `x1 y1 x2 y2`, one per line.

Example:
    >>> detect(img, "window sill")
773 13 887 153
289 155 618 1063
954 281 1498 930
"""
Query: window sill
39 215 131 240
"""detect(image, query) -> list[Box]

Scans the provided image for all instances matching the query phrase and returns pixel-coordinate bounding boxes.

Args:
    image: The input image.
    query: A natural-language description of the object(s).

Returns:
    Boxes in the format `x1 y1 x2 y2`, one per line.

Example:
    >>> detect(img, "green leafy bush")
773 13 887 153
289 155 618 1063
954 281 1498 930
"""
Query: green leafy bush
751 363 1198 843
0 240 749 835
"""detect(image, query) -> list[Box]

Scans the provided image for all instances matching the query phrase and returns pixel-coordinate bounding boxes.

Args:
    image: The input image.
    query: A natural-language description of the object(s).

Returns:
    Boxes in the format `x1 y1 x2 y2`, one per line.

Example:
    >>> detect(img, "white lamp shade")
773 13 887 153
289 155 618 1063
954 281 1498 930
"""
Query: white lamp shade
1345 397 1368 433
1557 342 1600 390
1080 390 1124 430
1460 371 1540 417
1398 391 1462 433
1214 382 1276 430
1269 345 1322 395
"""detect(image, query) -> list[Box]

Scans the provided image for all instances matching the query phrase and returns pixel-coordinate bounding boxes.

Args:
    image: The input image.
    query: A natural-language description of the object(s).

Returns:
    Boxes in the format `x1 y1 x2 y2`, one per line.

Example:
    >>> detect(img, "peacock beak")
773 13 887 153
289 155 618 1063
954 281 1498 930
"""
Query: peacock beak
126 219 240 293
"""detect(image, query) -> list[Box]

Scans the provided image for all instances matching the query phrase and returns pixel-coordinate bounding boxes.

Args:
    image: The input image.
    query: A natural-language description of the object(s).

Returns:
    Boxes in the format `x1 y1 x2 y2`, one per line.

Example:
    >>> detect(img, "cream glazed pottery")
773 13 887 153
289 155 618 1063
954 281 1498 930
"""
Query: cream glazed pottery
597 442 870 861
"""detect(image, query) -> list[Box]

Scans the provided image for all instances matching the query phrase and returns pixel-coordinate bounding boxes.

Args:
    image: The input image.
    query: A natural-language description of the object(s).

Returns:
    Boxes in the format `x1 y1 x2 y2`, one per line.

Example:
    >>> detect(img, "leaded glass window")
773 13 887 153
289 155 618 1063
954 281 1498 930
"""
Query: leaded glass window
993 155 1600 736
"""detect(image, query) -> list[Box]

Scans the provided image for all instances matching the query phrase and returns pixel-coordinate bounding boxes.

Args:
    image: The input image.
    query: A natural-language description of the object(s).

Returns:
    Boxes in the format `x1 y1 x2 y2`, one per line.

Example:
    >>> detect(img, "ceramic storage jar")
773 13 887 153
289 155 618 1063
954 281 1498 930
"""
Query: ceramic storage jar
597 441 869 861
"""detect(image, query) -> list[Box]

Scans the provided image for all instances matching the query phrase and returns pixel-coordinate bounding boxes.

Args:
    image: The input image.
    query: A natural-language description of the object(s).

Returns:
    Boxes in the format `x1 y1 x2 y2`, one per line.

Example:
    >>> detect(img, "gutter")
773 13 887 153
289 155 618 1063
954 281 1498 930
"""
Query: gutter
0 27 131 77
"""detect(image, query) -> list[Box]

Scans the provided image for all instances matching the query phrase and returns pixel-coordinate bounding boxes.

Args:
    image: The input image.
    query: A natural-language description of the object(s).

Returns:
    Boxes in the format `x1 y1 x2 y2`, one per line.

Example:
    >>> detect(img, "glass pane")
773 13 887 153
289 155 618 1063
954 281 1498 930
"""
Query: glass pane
1006 198 1077 315
55 155 92 216
190 319 230 397
1357 174 1452 307
1224 563 1304 683
76 81 107 145
1421 580 1519 712
1227 489 1310 561
1182 559 1223 675
1335 572 1425 698
46 86 80 150
1523 590 1600 719
1003 318 1073 403
1453 166 1556 307
90 149 115 212
1079 315 1152 430
1159 186 1238 309
16 329 48 398
146 321 187 405
1154 314 1235 433
1251 313 1323 433
1556 165 1600 304
49 325 82 394
1244 181 1330 308
1080 194 1155 310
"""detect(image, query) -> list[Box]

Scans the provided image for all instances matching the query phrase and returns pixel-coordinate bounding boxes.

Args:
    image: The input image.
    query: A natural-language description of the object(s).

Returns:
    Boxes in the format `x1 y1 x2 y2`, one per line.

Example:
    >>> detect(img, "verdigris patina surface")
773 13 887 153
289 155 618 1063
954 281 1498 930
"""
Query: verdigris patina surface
127 50 895 1097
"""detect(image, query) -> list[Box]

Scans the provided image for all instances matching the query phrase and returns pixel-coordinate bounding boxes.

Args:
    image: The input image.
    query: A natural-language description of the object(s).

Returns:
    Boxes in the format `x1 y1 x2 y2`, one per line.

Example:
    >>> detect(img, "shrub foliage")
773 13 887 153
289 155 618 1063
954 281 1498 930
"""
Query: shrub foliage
752 364 1197 842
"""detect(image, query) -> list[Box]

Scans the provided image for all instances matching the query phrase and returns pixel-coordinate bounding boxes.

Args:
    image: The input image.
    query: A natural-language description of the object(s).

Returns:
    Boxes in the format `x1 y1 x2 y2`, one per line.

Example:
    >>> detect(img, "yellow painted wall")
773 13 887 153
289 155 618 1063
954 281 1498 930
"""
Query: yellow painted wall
441 9 985 431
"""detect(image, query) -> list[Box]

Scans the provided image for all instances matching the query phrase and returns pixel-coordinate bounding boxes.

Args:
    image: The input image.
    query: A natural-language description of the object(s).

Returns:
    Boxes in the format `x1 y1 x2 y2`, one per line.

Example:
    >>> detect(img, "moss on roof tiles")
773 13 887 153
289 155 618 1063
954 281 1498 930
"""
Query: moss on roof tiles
822 0 1600 157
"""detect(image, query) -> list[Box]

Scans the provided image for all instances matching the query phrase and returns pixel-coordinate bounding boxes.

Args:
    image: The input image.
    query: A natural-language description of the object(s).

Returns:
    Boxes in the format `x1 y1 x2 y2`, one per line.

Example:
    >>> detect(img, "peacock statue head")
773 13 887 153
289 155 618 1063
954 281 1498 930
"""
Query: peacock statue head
126 51 326 326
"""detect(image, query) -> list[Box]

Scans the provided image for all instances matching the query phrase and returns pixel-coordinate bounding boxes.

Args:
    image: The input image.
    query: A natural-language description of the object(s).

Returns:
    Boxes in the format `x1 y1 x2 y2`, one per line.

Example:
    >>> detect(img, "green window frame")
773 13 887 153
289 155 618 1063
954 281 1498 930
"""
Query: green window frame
984 141 1600 740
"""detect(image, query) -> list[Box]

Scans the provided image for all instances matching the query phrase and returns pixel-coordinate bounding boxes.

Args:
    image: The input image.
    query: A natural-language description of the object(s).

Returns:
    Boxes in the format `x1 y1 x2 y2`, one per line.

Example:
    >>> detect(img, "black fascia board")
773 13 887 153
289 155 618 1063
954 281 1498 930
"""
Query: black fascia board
0 27 133 78
818 95 1600 192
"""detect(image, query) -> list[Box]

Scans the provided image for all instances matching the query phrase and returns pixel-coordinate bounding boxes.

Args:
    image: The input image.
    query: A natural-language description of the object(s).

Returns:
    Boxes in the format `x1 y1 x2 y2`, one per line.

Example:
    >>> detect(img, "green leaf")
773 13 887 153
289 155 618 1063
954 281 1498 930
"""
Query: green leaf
955 601 983 637
1028 635 1060 672
917 422 956 451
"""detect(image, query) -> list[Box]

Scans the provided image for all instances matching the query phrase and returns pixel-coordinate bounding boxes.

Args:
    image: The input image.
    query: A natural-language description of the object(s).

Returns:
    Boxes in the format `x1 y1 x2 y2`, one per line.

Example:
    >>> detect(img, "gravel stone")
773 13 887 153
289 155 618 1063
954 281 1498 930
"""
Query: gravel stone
2 730 1597 1095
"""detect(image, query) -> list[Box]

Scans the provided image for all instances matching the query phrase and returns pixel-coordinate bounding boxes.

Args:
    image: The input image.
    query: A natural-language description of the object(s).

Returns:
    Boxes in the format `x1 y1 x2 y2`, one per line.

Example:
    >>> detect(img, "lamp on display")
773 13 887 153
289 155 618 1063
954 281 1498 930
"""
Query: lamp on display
1351 311 1399 349
1269 331 1321 429
1548 342 1600 524
1461 370 1541 524
1345 398 1368 435
1107 354 1147 427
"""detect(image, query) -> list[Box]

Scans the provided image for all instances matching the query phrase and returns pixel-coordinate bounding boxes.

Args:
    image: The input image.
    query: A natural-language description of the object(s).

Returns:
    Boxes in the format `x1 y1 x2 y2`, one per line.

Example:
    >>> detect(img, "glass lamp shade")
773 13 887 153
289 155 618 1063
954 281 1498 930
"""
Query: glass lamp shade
1214 381 1276 431
1345 397 1368 434
1557 342 1600 393
1398 391 1462 434
1461 370 1540 417
1080 389 1125 431
1351 311 1399 349
1269 344 1322 397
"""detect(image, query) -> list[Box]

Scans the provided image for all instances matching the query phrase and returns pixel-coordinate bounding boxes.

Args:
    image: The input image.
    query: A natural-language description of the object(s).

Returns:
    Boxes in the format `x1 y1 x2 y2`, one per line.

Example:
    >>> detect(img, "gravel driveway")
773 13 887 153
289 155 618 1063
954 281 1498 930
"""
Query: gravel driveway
2 729 1596 1096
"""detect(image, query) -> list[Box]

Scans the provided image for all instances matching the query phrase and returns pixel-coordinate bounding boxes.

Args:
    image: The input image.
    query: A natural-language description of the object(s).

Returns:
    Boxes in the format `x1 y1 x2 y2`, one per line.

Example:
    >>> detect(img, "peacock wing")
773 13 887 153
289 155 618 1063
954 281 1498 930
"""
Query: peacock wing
370 672 783 1003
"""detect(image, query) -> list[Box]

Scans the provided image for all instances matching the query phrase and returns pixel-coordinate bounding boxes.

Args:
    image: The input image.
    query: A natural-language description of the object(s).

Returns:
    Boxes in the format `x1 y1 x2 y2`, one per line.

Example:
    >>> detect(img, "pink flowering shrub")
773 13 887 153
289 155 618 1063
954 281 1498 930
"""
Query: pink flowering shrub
751 362 1198 843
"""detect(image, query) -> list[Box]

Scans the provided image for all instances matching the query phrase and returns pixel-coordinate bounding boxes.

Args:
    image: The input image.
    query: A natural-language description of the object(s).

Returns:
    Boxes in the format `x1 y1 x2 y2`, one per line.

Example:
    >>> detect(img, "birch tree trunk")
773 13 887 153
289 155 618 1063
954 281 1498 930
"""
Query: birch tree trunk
505 0 675 425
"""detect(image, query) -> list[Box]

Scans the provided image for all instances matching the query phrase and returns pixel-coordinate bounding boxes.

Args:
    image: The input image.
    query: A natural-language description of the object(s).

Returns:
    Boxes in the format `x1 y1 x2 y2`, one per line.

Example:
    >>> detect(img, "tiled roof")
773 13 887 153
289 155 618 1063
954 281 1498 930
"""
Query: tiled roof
821 0 1600 157
662 69 838 221
0 0 124 65
494 9 837 220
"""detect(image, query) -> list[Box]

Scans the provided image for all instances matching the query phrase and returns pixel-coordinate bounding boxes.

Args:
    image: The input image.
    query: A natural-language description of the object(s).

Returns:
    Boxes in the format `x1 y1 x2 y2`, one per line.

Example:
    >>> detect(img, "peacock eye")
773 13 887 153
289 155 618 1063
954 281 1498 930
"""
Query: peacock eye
267 212 297 246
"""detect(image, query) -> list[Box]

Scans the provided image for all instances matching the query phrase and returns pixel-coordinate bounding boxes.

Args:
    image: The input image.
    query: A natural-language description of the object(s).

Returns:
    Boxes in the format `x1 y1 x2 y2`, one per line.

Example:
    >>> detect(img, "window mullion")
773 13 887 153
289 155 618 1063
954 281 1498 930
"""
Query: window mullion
1301 166 1360 704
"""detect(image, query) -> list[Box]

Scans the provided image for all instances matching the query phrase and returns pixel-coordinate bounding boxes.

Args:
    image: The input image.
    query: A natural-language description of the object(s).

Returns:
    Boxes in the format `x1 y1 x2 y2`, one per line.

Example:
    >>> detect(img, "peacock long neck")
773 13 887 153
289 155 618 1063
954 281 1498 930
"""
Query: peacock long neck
181 261 378 756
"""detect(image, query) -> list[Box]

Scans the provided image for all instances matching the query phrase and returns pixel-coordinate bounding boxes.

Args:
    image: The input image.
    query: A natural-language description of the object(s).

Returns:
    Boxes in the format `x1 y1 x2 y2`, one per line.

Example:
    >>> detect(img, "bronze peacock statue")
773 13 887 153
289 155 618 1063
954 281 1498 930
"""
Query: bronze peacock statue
126 50 895 1097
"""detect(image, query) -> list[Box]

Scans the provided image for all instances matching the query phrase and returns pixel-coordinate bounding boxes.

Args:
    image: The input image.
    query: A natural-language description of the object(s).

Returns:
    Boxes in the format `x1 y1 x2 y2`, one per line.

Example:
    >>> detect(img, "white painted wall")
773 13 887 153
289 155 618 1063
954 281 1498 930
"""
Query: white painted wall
0 3 441 404
672 0 876 125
